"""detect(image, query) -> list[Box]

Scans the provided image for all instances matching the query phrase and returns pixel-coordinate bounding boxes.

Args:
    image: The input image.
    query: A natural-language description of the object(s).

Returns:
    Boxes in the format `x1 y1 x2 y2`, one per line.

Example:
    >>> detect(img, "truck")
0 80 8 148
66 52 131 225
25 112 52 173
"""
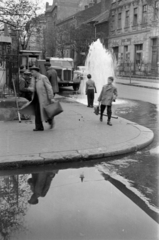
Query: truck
37 57 81 91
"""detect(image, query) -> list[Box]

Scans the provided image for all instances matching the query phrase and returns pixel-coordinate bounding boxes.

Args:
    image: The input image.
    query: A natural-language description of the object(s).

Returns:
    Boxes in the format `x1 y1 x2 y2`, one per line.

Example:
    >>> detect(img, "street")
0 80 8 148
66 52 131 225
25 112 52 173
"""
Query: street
117 83 159 105
0 0 159 238
0 84 159 240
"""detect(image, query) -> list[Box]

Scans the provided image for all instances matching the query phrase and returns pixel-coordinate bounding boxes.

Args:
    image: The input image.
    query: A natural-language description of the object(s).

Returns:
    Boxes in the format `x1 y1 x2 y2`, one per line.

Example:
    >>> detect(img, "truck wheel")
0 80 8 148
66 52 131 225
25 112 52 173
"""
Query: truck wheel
73 85 79 91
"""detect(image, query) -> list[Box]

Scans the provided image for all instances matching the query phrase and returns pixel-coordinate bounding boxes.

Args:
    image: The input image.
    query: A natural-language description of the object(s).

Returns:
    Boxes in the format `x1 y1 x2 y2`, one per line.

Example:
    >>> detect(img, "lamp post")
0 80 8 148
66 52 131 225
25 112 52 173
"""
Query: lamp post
13 28 22 93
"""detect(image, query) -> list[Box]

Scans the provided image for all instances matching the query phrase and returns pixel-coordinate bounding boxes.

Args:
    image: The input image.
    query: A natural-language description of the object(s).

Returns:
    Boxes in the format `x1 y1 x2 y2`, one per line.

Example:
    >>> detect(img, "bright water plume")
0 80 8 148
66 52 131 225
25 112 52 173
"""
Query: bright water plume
80 39 115 100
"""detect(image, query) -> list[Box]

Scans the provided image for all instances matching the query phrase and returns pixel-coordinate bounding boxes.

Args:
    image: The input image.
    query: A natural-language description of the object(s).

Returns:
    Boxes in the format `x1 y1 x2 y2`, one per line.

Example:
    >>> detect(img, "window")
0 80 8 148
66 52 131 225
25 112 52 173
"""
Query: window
133 8 138 26
142 4 147 23
151 38 158 70
135 44 143 65
118 12 122 29
154 1 159 20
124 46 129 60
111 11 115 30
125 10 130 27
113 47 119 61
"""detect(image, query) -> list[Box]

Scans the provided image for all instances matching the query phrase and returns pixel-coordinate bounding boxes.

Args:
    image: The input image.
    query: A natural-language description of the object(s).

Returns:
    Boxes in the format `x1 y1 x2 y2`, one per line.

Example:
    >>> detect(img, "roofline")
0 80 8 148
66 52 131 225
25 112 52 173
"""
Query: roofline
56 15 75 26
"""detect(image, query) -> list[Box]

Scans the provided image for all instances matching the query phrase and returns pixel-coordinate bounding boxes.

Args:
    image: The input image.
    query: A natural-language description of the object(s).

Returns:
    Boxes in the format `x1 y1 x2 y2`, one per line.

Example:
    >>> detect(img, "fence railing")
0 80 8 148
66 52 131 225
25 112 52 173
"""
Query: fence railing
0 53 19 97
116 61 159 78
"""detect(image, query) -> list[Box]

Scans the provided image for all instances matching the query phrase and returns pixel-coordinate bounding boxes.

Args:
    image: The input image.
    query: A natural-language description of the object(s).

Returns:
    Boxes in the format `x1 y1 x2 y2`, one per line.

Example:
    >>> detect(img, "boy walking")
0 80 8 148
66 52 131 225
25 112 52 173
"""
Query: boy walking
98 76 117 126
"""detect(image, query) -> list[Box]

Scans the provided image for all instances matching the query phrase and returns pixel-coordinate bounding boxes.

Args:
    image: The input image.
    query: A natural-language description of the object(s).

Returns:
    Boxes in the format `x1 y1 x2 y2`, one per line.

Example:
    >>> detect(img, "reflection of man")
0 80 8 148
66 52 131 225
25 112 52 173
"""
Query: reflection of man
45 63 59 96
28 171 58 205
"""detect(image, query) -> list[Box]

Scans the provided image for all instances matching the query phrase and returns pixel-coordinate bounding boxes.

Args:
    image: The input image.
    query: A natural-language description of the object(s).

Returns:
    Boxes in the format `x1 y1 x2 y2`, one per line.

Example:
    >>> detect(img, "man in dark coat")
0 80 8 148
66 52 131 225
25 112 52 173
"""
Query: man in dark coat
85 74 97 108
45 63 59 95
98 76 118 126
19 70 32 101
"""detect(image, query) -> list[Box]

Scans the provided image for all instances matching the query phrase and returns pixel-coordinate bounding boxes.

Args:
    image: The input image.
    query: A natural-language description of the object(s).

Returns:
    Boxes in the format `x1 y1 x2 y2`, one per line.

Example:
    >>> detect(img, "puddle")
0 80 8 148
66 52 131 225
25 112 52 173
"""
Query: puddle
0 164 158 240
150 146 159 155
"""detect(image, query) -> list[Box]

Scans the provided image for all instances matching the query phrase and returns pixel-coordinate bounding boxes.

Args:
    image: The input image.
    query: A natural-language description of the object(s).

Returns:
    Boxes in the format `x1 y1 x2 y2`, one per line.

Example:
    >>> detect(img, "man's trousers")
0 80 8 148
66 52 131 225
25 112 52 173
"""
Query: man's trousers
100 104 112 122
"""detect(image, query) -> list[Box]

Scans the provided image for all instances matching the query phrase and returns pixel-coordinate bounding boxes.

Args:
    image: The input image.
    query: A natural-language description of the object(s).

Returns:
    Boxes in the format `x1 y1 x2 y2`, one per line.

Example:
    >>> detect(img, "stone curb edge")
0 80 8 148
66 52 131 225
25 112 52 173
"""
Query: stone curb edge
116 82 159 90
0 122 154 169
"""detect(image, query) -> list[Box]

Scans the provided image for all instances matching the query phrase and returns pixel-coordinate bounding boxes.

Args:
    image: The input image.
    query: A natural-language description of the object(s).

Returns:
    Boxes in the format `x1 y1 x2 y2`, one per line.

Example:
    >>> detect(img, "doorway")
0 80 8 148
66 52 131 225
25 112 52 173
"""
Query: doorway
151 38 158 75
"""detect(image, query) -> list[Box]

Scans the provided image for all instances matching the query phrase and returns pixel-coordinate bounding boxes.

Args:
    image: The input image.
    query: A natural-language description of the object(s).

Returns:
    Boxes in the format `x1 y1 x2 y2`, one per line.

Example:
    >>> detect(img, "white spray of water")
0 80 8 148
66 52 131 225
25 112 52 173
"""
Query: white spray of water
80 39 115 100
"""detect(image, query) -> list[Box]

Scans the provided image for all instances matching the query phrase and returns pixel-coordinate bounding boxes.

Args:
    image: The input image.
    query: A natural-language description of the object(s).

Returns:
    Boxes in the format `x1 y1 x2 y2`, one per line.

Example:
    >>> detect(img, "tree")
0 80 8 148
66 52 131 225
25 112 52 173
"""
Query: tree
70 24 95 66
0 0 40 50
45 23 56 57
0 174 31 240
56 23 74 58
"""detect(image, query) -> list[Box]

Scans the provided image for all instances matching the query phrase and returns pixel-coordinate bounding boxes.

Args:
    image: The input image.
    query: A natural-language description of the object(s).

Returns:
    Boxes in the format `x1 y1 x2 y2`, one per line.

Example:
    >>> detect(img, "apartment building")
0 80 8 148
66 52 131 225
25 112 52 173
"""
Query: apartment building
109 0 159 76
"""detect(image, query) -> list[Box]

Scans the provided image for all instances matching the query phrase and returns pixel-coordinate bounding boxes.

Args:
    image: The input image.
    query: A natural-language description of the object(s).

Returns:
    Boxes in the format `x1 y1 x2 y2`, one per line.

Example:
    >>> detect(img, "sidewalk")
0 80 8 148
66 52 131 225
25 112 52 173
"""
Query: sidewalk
0 98 154 168
116 77 159 90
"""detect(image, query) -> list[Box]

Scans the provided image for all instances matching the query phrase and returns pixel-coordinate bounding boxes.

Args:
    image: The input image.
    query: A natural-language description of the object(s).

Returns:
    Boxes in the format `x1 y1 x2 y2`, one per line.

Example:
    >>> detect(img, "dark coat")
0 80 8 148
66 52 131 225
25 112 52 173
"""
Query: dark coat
98 84 118 106
20 74 54 121
46 67 59 94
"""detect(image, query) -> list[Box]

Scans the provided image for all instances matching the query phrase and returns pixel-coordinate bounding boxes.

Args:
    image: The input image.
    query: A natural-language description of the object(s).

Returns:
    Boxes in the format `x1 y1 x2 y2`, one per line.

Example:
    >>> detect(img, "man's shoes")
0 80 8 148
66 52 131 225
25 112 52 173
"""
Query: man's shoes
107 122 112 126
87 105 90 107
33 128 44 131
48 119 55 129
100 117 103 122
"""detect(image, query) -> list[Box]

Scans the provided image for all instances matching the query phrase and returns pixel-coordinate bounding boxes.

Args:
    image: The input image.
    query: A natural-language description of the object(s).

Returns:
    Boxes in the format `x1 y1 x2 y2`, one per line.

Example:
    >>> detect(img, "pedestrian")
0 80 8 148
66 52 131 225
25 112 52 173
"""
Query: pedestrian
45 62 59 96
85 74 97 108
21 66 55 131
18 69 25 96
98 76 118 126
19 70 32 101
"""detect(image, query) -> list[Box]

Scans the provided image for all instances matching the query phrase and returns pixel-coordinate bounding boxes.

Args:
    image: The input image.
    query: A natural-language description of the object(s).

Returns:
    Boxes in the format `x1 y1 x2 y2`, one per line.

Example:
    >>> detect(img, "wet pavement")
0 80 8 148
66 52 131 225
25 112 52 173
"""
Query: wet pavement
0 88 159 240
0 163 158 240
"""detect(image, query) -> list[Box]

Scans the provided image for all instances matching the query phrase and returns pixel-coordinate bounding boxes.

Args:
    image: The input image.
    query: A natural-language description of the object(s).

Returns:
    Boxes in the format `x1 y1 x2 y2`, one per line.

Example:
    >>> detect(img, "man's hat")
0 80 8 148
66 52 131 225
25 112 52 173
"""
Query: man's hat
30 66 40 72
24 70 31 75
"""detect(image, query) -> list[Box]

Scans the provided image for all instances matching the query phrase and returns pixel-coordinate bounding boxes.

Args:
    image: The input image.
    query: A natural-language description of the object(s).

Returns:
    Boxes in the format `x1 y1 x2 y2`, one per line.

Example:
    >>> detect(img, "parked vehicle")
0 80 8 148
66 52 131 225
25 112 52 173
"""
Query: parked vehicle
37 58 81 91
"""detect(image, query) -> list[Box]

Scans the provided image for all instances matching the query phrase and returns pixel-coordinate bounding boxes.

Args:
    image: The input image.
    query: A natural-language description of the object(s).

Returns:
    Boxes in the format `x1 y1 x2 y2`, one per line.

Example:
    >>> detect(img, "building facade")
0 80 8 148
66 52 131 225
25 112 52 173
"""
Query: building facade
108 0 159 77
45 0 85 57
55 1 102 64
45 0 102 57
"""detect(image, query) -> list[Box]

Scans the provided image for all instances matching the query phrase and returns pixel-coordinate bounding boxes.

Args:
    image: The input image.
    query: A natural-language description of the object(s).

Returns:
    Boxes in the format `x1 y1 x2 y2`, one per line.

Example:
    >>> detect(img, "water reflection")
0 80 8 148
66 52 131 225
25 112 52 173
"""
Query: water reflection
27 171 58 205
0 164 158 240
0 174 30 240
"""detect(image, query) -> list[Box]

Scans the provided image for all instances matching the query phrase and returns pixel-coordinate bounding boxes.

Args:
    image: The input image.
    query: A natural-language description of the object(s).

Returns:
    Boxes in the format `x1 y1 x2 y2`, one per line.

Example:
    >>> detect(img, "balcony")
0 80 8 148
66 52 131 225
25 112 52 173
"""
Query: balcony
116 28 122 34
132 24 139 31
140 21 148 29
124 25 130 32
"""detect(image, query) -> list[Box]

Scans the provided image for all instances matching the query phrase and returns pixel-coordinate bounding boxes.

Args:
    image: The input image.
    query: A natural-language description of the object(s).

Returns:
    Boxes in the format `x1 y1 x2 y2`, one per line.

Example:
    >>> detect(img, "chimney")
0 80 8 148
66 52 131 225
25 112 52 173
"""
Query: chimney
101 0 111 13
46 2 49 9
89 3 93 7
4 23 9 36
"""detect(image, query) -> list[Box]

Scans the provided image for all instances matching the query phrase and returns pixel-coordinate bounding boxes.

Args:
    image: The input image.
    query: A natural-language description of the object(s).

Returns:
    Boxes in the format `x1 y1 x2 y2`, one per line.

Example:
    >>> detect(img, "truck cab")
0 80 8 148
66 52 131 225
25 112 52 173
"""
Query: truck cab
49 58 81 91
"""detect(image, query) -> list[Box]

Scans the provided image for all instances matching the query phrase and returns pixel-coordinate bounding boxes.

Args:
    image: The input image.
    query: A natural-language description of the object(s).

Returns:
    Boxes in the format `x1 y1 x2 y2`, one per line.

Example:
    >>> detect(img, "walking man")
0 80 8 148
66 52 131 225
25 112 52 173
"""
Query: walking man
21 67 55 131
98 76 117 126
85 74 97 108
45 63 59 96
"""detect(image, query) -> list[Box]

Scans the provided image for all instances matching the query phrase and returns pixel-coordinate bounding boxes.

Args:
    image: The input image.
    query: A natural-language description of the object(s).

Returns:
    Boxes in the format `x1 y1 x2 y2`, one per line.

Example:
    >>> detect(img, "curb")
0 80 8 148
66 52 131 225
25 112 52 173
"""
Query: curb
116 82 159 90
0 120 154 169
